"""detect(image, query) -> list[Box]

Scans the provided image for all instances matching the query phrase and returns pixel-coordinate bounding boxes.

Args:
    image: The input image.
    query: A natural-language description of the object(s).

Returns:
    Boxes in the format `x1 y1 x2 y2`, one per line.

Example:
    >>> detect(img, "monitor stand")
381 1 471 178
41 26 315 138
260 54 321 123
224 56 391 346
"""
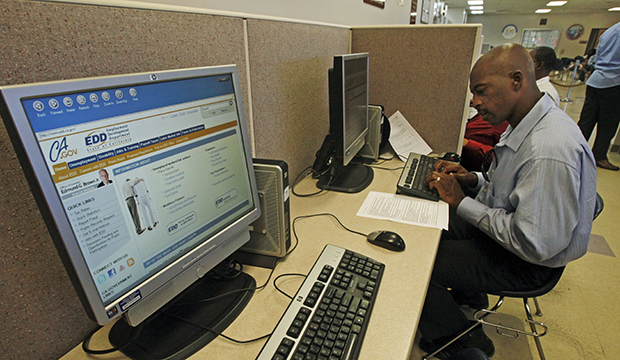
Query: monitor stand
316 163 374 193
108 272 256 360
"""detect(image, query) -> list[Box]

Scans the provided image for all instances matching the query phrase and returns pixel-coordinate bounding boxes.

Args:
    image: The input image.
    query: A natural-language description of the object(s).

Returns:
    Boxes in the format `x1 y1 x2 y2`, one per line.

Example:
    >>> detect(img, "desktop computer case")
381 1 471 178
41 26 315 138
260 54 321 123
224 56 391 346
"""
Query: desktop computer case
359 105 382 160
237 159 291 268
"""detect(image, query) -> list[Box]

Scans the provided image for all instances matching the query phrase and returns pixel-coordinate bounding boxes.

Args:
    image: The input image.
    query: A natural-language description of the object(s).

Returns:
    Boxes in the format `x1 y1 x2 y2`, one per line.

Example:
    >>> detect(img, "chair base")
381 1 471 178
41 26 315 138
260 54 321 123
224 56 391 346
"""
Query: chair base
422 296 549 360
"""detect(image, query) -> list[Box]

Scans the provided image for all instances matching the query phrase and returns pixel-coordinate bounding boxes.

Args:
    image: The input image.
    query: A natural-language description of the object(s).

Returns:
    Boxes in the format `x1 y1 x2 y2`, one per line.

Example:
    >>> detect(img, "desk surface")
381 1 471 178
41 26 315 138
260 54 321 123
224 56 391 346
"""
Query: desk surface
61 160 441 360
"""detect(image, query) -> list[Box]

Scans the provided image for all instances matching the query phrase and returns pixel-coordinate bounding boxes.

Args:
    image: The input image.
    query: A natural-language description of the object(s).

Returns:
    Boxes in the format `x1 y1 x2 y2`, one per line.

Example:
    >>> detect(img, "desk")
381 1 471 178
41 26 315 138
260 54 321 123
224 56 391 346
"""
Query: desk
61 161 442 360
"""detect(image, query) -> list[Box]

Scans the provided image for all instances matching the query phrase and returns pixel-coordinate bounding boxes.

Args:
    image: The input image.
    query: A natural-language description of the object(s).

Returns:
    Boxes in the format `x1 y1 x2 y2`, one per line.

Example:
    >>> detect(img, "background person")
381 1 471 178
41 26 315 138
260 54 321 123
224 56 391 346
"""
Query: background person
529 46 561 107
578 21 620 171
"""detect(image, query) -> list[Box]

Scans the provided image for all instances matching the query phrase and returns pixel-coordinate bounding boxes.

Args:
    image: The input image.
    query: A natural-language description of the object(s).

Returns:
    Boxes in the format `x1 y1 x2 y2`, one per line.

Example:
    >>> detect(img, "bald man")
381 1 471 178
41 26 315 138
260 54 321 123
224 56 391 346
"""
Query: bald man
418 44 597 358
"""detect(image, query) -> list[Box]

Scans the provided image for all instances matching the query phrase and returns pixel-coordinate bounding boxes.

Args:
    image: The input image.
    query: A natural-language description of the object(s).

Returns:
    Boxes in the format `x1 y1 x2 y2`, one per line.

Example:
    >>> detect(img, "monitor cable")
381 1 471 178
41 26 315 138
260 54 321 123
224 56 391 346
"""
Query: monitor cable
291 165 326 197
81 322 145 355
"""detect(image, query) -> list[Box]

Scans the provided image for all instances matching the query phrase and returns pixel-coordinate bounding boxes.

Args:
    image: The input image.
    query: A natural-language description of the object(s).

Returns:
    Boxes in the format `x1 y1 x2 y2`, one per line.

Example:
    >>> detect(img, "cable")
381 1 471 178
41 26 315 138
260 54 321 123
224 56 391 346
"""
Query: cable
293 213 368 239
163 312 272 344
291 166 326 197
273 273 307 299
81 323 145 355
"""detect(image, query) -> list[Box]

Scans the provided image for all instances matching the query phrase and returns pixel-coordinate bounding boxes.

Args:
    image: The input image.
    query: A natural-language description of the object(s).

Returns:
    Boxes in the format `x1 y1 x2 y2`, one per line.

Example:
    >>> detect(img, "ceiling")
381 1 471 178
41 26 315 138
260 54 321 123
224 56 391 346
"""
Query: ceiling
441 0 620 15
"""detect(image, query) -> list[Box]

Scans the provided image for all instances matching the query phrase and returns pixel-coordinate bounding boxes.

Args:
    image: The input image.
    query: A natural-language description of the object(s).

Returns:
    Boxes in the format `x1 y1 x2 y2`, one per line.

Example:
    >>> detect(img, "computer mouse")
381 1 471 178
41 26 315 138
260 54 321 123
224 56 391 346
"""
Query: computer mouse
367 231 406 252
439 152 461 163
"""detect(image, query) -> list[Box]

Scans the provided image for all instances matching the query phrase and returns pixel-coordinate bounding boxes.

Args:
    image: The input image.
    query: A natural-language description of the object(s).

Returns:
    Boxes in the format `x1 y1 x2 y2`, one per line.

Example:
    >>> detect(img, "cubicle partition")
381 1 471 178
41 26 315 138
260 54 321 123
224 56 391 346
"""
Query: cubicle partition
0 1 478 358
351 25 482 155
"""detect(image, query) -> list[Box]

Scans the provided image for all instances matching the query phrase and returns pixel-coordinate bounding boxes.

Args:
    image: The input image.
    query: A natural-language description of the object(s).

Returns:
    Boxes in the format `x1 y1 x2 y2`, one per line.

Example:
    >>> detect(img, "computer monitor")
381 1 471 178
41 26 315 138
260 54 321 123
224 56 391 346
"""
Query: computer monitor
0 65 261 359
316 52 374 193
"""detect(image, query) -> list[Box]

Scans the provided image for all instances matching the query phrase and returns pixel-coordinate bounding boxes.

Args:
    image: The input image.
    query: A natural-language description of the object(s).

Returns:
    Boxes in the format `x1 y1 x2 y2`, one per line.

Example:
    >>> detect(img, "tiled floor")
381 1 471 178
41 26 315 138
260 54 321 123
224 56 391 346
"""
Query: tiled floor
410 84 620 360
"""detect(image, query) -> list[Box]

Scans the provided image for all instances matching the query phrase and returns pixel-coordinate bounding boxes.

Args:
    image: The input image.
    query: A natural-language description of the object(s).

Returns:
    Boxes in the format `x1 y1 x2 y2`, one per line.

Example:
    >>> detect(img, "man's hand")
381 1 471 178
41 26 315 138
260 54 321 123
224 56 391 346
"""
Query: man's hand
424 160 477 208
433 160 478 187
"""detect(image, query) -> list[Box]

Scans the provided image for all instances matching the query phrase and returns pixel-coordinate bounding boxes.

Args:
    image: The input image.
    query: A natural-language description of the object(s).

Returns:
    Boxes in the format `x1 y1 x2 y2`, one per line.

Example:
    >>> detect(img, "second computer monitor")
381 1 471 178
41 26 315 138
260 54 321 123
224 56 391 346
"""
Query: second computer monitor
317 52 373 193
331 52 370 167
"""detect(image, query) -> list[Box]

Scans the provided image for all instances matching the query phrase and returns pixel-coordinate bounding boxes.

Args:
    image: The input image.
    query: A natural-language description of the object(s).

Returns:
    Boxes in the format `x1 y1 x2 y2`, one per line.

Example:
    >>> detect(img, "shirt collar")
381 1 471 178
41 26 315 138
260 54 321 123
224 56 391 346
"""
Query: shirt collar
496 94 554 152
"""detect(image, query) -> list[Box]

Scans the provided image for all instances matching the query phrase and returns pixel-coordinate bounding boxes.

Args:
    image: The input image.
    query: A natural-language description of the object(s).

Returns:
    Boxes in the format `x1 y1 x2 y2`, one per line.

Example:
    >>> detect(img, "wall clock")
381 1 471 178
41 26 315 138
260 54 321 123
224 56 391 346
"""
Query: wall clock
502 24 518 39
566 24 584 40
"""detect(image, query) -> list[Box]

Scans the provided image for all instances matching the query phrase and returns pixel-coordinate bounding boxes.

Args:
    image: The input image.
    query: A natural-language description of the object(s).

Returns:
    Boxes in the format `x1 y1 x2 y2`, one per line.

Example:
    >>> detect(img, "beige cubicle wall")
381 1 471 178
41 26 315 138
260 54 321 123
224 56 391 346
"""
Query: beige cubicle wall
246 19 350 177
351 25 482 155
0 1 478 358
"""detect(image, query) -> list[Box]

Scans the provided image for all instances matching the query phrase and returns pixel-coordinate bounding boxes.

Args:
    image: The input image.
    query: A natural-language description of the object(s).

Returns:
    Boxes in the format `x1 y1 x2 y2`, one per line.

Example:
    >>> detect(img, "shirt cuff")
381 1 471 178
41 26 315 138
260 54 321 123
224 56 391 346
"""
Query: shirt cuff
470 172 485 192
456 196 488 226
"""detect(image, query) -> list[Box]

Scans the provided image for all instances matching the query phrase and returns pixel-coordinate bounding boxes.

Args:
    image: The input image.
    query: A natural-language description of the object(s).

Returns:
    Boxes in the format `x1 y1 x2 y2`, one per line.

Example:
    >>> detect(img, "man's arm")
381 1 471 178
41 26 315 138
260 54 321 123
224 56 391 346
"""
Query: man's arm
457 159 581 264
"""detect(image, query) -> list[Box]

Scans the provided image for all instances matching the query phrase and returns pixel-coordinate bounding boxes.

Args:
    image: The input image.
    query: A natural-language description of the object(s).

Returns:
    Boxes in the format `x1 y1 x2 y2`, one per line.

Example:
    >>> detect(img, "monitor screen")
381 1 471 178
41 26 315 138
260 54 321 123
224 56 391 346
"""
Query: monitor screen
0 65 260 327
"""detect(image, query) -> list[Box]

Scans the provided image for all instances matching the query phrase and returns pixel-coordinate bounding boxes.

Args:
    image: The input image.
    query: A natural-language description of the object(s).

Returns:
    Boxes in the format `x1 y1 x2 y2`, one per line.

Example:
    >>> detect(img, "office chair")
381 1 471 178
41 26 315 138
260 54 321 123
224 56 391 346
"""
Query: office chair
423 193 604 360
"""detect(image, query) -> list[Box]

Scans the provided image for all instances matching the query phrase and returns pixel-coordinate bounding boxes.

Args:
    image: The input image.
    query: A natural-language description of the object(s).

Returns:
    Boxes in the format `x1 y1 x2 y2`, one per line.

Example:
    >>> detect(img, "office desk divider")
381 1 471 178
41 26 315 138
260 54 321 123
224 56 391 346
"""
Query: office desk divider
0 2 479 357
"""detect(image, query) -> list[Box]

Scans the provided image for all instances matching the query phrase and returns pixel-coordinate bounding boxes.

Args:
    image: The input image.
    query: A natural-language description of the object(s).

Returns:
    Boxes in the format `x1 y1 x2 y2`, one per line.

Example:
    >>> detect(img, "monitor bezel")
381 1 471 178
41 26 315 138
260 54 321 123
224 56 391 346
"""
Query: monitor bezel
0 65 261 325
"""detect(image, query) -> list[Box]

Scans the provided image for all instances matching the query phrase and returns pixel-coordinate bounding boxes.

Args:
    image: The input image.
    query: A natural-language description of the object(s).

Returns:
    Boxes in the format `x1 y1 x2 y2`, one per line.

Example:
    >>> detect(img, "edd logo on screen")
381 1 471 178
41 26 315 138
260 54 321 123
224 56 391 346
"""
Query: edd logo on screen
85 131 107 146
49 137 77 163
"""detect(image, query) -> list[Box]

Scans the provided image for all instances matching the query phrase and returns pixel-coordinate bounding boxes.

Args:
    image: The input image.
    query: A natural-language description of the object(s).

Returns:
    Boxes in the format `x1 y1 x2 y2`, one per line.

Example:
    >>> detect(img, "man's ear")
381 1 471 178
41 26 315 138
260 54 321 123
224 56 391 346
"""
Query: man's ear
510 70 523 91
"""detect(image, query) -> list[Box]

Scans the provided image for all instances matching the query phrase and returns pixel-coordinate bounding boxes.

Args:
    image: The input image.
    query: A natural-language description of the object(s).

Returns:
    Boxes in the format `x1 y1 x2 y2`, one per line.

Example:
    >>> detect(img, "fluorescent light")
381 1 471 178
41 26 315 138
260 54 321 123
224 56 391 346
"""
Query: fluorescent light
547 1 567 6
470 6 484 10
535 8 552 13
609 7 620 11
467 0 484 5
471 10 484 14
411 12 417 16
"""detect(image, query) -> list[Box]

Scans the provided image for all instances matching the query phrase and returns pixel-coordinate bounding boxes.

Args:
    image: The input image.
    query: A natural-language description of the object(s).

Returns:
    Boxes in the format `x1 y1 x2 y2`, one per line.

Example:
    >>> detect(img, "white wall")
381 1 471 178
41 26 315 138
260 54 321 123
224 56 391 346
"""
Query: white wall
124 0 413 26
468 12 620 58
446 7 467 24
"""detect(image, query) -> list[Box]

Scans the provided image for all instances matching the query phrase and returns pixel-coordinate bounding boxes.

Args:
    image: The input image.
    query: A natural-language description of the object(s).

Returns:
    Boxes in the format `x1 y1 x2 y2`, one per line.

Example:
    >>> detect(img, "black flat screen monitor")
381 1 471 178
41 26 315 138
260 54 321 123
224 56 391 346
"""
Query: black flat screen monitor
0 65 261 359
316 53 373 193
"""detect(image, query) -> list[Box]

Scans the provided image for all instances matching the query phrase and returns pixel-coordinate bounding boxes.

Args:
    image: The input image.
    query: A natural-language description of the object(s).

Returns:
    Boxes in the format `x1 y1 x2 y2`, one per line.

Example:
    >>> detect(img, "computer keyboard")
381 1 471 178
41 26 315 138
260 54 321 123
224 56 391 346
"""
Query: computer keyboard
396 152 440 202
256 244 385 360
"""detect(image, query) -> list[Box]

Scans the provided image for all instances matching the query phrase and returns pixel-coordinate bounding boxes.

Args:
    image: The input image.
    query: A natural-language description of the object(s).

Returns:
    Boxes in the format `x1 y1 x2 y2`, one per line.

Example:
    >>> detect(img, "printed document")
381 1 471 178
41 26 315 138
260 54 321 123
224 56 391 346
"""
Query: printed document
388 110 432 161
357 191 449 230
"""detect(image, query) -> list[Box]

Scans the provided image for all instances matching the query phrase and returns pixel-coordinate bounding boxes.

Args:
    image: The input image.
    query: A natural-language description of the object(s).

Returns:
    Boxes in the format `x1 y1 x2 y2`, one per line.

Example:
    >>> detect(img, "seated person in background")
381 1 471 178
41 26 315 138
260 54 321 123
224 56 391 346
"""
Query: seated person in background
416 44 597 359
529 46 561 106
461 112 508 172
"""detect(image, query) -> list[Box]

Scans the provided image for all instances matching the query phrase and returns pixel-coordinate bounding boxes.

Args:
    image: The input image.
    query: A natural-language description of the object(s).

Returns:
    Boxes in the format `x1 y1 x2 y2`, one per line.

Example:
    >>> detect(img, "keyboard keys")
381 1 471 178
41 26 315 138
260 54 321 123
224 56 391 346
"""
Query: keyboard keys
397 152 440 201
257 245 384 360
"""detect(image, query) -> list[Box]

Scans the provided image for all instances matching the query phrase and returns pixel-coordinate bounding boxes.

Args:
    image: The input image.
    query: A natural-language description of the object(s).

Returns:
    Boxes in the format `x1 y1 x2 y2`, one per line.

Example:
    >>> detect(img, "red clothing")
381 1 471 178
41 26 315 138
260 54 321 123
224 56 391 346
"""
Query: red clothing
461 114 508 171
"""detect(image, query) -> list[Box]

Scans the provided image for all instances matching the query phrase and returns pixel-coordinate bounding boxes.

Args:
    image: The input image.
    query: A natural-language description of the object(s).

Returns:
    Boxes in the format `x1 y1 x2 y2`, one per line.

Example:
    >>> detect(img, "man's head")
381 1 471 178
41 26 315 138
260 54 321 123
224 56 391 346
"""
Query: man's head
530 46 558 79
470 44 542 128
98 169 109 184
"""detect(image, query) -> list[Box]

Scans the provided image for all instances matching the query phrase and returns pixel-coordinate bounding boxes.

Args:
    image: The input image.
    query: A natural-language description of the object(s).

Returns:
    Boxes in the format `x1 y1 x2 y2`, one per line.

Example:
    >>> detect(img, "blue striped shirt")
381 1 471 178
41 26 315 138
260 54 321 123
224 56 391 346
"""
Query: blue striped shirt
457 95 597 268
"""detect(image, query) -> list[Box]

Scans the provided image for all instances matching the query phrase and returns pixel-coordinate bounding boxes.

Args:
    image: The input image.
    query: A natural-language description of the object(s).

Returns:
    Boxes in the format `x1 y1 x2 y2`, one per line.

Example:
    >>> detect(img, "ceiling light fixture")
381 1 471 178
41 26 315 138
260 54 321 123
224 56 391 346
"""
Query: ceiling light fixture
547 1 567 6
609 7 620 11
470 6 484 10
470 10 484 14
467 0 484 5
535 9 552 13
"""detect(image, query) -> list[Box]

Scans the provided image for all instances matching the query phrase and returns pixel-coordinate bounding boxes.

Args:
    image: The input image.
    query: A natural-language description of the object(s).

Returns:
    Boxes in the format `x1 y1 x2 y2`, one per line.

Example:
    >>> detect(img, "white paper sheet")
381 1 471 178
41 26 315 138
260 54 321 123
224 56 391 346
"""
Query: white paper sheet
357 191 449 230
388 110 432 161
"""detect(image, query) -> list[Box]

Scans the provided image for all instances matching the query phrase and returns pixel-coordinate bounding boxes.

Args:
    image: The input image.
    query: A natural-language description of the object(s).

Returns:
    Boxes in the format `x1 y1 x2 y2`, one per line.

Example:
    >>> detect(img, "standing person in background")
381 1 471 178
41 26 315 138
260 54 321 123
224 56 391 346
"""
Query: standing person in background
578 21 620 171
529 46 561 107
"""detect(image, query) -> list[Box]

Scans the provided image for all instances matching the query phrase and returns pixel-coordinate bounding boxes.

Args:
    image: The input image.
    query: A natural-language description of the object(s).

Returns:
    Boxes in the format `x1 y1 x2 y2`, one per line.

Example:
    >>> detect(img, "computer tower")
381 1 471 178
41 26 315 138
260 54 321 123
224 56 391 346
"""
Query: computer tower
235 159 291 268
359 105 382 161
